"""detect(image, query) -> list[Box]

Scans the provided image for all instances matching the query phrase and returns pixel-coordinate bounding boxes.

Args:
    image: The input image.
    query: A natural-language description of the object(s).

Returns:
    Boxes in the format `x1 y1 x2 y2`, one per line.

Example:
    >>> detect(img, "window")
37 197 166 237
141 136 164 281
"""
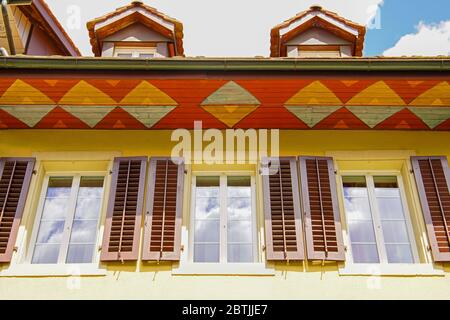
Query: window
191 175 256 263
30 175 105 264
114 45 157 58
298 45 342 58
342 175 418 264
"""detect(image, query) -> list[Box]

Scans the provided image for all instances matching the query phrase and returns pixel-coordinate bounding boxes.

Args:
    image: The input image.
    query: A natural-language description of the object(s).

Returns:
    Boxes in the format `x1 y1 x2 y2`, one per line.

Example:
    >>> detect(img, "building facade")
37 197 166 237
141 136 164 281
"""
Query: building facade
0 2 449 300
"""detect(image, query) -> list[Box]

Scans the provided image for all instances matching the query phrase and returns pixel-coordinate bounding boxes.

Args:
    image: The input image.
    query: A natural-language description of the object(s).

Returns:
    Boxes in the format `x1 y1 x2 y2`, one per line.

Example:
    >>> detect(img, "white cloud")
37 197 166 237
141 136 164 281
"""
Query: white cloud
46 0 383 57
383 21 450 56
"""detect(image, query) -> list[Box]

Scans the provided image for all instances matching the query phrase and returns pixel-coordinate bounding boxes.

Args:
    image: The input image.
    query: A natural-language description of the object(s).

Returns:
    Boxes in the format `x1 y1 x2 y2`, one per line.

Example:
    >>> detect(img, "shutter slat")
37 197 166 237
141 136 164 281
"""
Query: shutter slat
299 156 345 261
100 157 147 262
412 156 450 262
142 157 184 261
0 157 35 263
262 157 304 261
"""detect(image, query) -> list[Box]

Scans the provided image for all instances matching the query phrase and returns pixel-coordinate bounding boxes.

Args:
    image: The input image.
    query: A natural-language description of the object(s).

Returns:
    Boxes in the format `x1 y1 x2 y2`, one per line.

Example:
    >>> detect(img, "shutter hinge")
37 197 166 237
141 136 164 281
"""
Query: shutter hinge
184 170 188 175
13 246 18 252
109 170 113 175
262 245 266 252
334 170 337 175
98 245 102 251
344 245 348 252
427 245 432 252
180 245 184 252
32 170 37 175
410 169 414 174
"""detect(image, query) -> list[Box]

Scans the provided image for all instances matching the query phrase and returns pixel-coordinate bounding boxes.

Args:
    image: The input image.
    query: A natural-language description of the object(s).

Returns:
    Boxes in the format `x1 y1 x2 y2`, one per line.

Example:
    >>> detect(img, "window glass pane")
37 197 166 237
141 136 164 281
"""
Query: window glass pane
343 176 379 264
196 176 220 187
377 197 405 220
374 176 415 264
228 197 252 220
41 177 72 220
69 220 98 243
228 244 253 263
374 176 400 197
227 176 251 187
194 176 220 262
194 197 219 219
344 197 372 220
381 220 410 243
32 244 60 264
67 177 103 264
194 220 220 243
351 244 380 264
348 220 377 243
117 53 132 58
386 244 414 263
32 177 73 264
227 176 253 262
74 177 104 220
66 244 96 264
194 244 219 263
36 221 65 244
228 220 252 243
139 53 154 58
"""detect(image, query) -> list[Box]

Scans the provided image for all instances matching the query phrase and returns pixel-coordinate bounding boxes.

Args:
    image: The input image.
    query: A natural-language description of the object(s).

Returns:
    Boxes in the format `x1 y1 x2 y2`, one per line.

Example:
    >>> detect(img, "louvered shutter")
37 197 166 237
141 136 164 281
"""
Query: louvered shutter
411 156 450 262
299 156 345 261
0 158 35 263
262 157 304 261
142 157 184 261
101 157 147 262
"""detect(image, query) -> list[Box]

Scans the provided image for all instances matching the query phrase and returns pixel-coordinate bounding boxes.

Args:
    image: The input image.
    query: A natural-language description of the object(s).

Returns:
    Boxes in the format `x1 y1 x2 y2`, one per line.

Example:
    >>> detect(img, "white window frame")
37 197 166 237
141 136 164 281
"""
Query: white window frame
26 171 106 265
113 46 157 58
339 170 420 265
188 172 258 264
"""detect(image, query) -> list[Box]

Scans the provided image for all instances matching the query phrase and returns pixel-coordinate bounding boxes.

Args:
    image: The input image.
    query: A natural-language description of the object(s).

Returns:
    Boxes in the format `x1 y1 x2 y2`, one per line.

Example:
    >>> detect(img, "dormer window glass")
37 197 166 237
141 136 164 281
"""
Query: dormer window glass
113 45 157 59
297 45 342 58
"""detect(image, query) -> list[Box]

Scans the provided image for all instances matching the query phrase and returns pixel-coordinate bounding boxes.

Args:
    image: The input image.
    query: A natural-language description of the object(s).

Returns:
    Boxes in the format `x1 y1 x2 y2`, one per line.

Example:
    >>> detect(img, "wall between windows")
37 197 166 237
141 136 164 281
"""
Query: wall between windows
0 130 450 300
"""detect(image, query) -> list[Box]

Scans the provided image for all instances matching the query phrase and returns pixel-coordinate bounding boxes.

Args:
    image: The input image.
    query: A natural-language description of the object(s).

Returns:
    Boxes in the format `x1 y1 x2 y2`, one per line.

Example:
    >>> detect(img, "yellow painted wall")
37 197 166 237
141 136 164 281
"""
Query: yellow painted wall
1 130 450 300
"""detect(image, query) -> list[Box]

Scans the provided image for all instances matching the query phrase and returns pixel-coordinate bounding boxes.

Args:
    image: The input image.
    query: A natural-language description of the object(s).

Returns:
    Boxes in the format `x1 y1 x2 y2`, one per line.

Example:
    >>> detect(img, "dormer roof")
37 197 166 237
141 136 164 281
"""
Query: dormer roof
87 1 184 57
270 5 366 57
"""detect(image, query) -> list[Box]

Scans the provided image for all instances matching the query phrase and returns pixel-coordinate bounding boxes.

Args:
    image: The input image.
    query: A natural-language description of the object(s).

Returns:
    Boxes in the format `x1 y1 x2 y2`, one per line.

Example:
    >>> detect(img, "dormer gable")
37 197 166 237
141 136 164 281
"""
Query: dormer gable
87 1 184 58
270 5 366 58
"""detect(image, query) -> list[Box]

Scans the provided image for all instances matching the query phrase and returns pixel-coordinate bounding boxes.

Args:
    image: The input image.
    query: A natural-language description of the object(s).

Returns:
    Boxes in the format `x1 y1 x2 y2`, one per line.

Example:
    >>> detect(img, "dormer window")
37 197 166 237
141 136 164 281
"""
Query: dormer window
113 44 157 58
87 1 184 58
271 5 366 58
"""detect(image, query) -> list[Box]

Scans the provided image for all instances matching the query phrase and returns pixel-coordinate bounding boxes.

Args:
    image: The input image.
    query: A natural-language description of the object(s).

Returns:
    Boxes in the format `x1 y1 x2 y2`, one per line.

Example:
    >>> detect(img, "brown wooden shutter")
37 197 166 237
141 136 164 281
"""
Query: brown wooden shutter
101 157 147 262
262 157 304 261
0 158 35 263
142 157 184 261
299 156 345 261
411 156 450 262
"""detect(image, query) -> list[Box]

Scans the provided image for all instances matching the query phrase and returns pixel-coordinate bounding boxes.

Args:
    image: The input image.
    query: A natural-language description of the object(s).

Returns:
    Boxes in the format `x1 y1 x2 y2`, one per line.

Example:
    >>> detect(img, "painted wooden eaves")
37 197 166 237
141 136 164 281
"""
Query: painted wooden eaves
0 78 449 130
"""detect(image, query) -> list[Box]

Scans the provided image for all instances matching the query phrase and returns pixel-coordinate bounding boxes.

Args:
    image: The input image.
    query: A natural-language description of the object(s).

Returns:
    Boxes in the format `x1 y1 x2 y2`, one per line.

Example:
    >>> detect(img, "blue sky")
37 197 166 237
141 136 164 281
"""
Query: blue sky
365 0 450 55
47 0 450 57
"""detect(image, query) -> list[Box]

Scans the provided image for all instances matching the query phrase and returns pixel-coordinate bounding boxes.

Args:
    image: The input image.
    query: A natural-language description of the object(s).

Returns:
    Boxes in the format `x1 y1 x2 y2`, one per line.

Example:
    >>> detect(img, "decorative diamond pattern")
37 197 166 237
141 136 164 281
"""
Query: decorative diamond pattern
0 78 448 130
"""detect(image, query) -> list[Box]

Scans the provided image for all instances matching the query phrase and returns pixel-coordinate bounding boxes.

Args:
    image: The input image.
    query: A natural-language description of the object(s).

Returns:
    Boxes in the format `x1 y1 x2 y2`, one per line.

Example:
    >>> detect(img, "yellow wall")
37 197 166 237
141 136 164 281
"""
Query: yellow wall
1 130 450 300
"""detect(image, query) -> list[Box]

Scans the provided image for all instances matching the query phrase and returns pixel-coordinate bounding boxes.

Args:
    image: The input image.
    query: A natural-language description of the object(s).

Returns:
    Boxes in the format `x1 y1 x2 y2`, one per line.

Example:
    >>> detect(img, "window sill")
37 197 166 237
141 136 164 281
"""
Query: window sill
0 264 107 277
172 263 275 276
338 264 444 276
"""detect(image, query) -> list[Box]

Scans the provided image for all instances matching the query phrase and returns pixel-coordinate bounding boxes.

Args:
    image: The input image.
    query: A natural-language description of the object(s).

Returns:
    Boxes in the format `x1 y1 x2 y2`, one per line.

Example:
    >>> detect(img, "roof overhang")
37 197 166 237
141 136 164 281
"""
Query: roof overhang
0 56 448 72
18 0 81 56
